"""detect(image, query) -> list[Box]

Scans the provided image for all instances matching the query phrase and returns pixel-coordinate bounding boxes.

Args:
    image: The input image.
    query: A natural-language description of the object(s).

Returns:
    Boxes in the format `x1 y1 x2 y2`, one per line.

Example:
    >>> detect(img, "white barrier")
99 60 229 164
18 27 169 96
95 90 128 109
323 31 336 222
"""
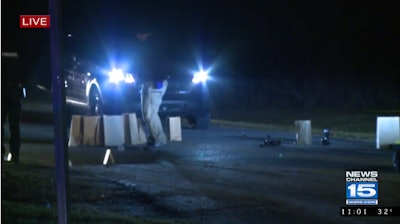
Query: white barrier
83 116 103 146
295 120 312 145
376 116 400 149
168 116 182 141
68 115 83 147
103 115 125 147
68 114 148 147
124 113 147 145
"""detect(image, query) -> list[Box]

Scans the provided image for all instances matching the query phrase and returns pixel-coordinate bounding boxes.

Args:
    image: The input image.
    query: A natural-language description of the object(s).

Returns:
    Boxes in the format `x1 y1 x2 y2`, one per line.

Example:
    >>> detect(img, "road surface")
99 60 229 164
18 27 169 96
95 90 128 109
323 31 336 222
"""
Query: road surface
6 114 399 223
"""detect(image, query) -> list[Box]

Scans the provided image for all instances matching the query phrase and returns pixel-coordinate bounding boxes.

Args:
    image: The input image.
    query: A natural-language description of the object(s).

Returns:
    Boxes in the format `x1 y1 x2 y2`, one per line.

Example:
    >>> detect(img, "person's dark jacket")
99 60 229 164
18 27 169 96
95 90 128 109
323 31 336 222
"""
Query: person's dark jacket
1 49 27 85
136 34 171 82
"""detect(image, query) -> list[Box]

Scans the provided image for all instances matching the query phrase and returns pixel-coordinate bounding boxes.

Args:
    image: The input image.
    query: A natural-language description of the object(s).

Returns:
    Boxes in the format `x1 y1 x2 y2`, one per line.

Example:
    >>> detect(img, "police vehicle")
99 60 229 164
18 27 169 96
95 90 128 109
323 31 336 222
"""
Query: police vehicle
63 54 211 129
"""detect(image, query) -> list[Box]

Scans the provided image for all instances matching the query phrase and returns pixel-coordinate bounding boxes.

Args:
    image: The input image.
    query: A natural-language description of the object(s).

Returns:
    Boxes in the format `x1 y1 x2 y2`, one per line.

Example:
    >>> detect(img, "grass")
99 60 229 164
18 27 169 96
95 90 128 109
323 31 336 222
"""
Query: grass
211 108 395 140
1 163 189 224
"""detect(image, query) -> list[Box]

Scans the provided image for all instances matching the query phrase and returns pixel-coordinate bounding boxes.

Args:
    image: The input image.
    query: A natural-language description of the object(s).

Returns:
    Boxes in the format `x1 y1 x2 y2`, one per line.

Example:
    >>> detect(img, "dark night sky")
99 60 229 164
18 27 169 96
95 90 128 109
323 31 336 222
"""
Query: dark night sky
2 0 400 80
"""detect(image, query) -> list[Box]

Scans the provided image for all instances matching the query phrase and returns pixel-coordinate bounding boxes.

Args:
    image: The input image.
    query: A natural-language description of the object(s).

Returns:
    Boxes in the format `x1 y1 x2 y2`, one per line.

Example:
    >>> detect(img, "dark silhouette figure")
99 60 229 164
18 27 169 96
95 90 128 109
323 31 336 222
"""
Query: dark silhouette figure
1 49 26 164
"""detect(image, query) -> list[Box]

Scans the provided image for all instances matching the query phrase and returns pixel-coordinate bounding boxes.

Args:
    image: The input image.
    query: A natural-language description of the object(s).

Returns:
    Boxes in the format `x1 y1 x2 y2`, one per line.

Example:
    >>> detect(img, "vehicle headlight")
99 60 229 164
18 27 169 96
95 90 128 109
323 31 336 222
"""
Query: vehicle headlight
192 70 209 84
108 68 135 84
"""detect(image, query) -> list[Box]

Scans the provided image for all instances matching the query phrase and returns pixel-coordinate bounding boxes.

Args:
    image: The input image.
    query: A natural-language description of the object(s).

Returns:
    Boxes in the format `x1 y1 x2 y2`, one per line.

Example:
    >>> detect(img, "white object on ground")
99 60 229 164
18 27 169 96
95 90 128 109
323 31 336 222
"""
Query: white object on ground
168 116 182 141
124 113 147 145
376 116 400 149
295 120 312 145
83 115 104 146
68 115 83 147
103 115 125 147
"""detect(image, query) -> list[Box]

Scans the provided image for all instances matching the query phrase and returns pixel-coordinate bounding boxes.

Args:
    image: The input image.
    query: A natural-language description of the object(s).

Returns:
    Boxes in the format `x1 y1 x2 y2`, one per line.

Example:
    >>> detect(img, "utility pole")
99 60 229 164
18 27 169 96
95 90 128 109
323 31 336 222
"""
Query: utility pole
49 0 70 223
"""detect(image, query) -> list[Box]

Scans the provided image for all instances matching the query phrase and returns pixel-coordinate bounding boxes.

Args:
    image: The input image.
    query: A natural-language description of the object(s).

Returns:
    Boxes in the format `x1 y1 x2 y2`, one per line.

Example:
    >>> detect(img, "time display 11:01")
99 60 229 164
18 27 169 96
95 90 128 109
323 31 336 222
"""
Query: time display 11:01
341 207 400 216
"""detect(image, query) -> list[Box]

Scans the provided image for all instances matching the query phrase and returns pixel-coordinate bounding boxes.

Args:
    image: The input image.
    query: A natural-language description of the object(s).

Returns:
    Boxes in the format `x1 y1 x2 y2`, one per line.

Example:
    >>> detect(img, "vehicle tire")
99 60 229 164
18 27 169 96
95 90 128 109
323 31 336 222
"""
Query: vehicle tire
89 88 103 115
393 150 400 173
188 113 211 130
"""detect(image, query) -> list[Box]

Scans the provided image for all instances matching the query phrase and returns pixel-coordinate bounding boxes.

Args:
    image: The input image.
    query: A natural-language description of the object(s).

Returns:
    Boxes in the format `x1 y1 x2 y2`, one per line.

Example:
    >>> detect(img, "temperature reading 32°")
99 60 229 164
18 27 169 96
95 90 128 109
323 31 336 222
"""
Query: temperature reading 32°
378 208 392 216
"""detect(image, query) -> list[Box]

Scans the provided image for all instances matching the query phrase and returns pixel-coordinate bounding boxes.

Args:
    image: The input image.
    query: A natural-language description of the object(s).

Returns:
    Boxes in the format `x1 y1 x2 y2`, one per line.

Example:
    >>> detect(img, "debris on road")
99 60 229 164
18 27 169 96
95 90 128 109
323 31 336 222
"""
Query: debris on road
321 128 331 145
259 135 282 147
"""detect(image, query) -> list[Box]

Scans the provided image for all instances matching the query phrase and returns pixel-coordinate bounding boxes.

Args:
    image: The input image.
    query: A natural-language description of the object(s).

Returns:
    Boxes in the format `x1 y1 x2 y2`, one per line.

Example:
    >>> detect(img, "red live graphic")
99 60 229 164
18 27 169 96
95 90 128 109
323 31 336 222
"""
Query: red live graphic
20 15 50 28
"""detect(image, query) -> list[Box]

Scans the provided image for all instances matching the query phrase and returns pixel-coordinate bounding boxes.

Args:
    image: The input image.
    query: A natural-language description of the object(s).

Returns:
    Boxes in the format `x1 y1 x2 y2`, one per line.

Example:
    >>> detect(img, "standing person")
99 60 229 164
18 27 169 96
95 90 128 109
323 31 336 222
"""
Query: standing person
141 80 168 147
1 49 26 164
136 25 171 148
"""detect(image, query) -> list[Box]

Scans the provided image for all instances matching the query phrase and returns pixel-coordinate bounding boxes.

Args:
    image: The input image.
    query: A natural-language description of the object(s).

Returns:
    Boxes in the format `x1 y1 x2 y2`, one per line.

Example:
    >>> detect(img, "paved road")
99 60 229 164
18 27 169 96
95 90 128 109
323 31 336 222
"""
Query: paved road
6 117 399 224
4 92 399 223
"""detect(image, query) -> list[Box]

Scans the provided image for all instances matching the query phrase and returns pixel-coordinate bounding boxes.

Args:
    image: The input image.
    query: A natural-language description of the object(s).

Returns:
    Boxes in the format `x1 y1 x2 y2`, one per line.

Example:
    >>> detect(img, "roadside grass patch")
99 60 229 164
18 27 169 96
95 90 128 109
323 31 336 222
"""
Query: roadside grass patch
211 108 383 140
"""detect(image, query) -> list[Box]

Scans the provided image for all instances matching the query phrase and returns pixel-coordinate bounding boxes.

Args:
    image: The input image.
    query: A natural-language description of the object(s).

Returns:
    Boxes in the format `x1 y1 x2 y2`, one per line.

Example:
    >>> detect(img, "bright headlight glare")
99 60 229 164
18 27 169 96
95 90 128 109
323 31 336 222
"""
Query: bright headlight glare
108 69 135 84
192 70 209 84
124 73 135 83
108 69 124 83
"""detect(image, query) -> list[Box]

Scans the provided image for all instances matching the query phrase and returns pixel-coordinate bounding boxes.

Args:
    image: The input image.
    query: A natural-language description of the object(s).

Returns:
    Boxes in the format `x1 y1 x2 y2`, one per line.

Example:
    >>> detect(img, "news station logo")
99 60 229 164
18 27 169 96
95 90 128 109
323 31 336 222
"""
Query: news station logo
346 171 378 205
20 15 50 28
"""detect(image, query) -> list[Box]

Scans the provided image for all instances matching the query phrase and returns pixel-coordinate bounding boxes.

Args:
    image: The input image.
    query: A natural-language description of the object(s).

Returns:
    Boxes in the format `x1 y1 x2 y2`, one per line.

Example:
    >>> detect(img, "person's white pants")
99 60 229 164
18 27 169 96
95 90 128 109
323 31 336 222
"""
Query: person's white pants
141 81 168 145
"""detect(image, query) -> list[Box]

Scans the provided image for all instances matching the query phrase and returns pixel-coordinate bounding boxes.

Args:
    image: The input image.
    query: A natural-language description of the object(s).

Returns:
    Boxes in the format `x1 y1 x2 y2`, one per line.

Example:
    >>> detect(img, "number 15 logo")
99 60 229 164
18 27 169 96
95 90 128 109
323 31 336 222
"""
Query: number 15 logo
346 182 378 198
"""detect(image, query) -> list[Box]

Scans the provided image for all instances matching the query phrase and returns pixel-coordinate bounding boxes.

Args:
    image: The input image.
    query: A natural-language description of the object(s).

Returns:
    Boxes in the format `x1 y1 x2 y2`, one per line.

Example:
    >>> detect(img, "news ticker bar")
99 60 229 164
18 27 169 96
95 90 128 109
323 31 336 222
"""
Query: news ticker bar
341 207 400 216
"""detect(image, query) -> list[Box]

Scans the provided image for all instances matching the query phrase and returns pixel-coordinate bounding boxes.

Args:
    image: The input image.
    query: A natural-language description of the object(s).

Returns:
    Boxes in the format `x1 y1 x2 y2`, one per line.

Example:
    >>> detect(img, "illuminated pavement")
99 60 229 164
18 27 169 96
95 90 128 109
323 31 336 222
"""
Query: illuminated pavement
7 92 400 224
12 119 400 224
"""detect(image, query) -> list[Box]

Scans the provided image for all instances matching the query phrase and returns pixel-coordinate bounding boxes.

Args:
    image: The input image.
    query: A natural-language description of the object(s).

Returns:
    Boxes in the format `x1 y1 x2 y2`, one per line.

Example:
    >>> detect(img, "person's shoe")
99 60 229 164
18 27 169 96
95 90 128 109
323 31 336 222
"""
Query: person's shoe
146 137 155 147
153 142 166 148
